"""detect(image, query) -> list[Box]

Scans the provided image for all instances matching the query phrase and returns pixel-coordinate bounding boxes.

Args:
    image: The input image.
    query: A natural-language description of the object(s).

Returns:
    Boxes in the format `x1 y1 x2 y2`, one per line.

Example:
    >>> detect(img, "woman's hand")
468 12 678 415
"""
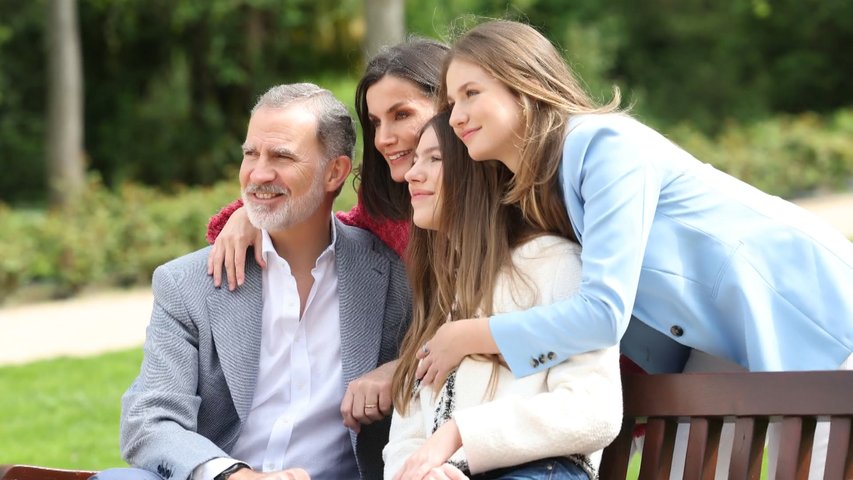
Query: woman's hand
393 420 463 480
207 206 264 290
416 318 497 387
422 464 469 480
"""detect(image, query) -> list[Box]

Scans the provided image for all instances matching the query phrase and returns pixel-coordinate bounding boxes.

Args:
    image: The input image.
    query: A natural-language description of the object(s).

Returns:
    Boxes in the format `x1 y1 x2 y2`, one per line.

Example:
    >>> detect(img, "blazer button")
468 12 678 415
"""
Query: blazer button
670 325 684 337
538 354 547 364
547 351 556 360
530 358 540 368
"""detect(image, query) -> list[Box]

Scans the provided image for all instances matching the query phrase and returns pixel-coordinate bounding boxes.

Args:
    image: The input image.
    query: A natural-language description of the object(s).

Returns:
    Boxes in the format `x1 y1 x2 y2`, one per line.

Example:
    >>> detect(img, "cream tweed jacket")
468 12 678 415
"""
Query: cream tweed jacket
384 235 622 477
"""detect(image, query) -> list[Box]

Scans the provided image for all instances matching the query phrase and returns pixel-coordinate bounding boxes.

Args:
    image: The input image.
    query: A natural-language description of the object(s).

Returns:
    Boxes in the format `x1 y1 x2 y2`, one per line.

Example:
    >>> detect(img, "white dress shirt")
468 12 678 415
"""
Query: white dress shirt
194 221 359 480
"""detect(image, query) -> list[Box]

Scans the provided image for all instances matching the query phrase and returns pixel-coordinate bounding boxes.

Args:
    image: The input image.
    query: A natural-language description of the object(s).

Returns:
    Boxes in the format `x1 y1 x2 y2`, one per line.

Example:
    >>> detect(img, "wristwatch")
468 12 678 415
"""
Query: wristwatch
214 462 251 480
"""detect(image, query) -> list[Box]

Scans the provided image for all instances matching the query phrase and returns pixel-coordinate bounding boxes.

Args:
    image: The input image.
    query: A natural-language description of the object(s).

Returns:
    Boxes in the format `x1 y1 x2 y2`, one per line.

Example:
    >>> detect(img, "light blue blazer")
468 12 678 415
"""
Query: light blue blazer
491 114 853 376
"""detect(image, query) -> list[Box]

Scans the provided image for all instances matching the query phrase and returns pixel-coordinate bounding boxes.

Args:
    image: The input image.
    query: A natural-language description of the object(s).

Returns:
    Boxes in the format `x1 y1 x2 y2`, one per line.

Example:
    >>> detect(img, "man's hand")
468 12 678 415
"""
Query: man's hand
392 420 463 480
231 467 310 480
340 359 398 432
207 206 264 291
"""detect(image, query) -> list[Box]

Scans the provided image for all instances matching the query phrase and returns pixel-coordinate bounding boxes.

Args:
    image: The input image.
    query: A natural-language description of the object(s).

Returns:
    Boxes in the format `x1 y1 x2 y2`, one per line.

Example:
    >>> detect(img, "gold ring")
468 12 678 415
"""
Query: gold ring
365 404 377 409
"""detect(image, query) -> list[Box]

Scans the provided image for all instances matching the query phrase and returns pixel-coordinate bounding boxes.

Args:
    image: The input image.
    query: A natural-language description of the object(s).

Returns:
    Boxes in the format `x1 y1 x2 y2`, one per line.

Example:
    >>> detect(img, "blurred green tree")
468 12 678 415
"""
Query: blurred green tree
0 0 46 205
364 0 405 58
0 0 364 204
1 0 852 205
608 0 853 131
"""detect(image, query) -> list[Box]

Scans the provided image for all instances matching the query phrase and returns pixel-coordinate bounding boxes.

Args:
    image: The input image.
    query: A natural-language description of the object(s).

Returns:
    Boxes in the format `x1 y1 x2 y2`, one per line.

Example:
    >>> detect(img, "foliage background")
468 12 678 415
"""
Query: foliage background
1 0 852 301
3 0 853 204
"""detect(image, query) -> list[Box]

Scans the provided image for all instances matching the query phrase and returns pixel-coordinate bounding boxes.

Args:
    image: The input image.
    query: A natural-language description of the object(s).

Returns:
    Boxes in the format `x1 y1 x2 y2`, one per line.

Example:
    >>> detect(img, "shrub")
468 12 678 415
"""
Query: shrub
0 175 358 303
667 109 853 198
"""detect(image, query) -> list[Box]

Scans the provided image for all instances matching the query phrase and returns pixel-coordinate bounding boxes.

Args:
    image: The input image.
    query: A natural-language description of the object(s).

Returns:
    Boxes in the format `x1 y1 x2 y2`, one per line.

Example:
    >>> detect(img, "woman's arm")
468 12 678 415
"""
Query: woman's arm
205 199 264 290
454 346 622 474
206 198 244 244
383 401 429 480
418 116 665 383
453 236 622 472
492 115 663 376
336 202 409 258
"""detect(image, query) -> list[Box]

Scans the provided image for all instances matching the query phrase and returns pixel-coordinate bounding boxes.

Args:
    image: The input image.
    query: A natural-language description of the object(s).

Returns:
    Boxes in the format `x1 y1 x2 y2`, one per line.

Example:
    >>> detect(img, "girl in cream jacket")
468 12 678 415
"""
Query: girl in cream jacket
384 112 621 480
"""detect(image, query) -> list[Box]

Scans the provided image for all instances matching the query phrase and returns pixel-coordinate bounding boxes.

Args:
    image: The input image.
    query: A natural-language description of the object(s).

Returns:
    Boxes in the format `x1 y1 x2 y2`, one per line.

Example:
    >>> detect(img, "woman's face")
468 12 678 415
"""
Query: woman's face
445 58 525 173
366 75 437 183
404 125 443 231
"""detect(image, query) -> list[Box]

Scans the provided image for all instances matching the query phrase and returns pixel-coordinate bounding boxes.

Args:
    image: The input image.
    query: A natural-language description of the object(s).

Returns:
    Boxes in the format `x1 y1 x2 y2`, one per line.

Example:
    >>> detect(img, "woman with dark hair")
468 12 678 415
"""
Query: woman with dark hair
353 39 449 224
205 38 449 290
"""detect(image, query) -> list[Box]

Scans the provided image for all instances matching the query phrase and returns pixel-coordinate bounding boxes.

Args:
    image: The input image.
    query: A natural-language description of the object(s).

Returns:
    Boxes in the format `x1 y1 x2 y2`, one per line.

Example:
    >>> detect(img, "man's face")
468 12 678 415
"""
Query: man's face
239 105 329 232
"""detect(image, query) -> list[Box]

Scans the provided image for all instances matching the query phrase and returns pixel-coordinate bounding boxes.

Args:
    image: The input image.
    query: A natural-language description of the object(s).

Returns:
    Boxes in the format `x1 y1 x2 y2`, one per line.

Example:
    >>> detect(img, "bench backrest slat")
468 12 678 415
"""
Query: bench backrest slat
824 417 852 479
600 370 853 479
682 417 722 478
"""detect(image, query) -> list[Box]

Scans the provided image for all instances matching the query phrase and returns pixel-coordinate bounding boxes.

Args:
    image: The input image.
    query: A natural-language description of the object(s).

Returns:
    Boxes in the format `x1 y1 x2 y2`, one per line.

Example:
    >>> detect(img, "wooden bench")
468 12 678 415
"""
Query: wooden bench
4 371 852 480
600 370 853 479
0 466 95 480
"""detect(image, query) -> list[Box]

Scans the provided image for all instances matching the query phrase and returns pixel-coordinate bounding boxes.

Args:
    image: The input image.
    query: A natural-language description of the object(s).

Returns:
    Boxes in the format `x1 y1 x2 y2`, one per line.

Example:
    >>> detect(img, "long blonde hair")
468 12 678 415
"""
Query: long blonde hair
438 20 622 240
392 112 532 413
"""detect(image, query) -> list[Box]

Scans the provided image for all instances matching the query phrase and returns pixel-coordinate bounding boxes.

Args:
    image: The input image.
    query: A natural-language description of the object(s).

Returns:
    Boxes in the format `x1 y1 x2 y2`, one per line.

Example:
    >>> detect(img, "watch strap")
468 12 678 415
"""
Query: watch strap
214 462 251 480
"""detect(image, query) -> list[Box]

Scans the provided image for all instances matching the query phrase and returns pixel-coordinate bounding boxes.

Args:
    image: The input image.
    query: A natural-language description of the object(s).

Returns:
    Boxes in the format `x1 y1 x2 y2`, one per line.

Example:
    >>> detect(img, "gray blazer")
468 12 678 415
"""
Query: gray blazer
120 219 412 480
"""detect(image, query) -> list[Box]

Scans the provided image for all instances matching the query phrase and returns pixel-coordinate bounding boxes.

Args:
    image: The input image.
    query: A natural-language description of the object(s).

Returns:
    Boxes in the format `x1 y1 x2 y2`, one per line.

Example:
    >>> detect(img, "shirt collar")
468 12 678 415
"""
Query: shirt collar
260 213 337 264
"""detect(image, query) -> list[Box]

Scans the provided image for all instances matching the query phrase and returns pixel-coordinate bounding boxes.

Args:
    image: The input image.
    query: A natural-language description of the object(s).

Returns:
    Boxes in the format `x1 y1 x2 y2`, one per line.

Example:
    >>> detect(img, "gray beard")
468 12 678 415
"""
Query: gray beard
242 176 326 232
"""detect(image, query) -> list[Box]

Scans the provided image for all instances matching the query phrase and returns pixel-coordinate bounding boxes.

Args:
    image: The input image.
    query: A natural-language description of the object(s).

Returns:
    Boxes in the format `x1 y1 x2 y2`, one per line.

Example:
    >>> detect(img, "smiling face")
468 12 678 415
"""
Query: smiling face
239 105 329 232
366 75 437 183
445 58 525 173
404 125 443 231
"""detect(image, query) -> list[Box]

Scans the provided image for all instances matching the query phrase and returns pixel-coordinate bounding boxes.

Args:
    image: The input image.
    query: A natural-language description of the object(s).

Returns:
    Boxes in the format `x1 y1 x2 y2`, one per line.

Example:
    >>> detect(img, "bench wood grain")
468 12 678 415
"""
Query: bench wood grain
600 370 853 480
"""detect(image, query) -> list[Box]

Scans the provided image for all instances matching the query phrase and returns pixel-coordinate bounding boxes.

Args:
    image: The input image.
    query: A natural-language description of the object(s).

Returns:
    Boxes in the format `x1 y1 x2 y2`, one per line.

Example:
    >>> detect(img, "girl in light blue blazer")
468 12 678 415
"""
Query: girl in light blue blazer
415 19 852 479
415 19 853 387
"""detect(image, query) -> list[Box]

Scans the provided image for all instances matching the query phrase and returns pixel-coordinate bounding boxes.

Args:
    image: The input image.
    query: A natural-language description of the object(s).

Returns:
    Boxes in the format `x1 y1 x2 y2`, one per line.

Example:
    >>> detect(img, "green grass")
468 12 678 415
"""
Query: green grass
0 347 641 476
0 349 143 469
627 454 641 478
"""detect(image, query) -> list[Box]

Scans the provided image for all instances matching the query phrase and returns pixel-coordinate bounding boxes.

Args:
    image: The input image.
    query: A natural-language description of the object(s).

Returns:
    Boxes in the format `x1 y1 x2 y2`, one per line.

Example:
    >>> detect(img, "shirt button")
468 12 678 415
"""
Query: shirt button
547 351 556 360
530 358 540 368
670 325 684 337
538 354 547 364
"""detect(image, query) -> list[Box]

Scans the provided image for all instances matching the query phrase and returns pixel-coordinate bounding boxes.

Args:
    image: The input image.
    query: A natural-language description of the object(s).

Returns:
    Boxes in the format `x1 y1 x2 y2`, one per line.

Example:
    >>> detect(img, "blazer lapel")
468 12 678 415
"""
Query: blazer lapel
207 259 264 423
335 220 390 385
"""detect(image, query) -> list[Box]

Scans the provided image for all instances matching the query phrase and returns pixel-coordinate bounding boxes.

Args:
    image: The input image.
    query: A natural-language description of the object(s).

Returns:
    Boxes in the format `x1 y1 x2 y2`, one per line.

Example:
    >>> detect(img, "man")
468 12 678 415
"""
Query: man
95 83 411 480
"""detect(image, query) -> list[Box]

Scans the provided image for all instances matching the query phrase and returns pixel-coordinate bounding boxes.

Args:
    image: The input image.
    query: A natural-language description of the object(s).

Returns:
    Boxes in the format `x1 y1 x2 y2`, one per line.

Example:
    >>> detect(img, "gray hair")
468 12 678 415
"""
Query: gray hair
252 83 356 162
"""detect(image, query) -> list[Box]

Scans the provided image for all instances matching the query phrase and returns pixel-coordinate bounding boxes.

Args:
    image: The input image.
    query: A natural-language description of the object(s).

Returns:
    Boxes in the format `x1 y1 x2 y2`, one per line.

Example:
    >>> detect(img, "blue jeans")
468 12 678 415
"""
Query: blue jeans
89 467 164 480
470 457 590 480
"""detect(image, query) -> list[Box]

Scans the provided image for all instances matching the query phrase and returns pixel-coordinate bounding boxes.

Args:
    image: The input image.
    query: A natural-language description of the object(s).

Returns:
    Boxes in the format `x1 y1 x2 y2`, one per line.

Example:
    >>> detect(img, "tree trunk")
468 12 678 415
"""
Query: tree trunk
363 0 405 60
46 0 85 208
